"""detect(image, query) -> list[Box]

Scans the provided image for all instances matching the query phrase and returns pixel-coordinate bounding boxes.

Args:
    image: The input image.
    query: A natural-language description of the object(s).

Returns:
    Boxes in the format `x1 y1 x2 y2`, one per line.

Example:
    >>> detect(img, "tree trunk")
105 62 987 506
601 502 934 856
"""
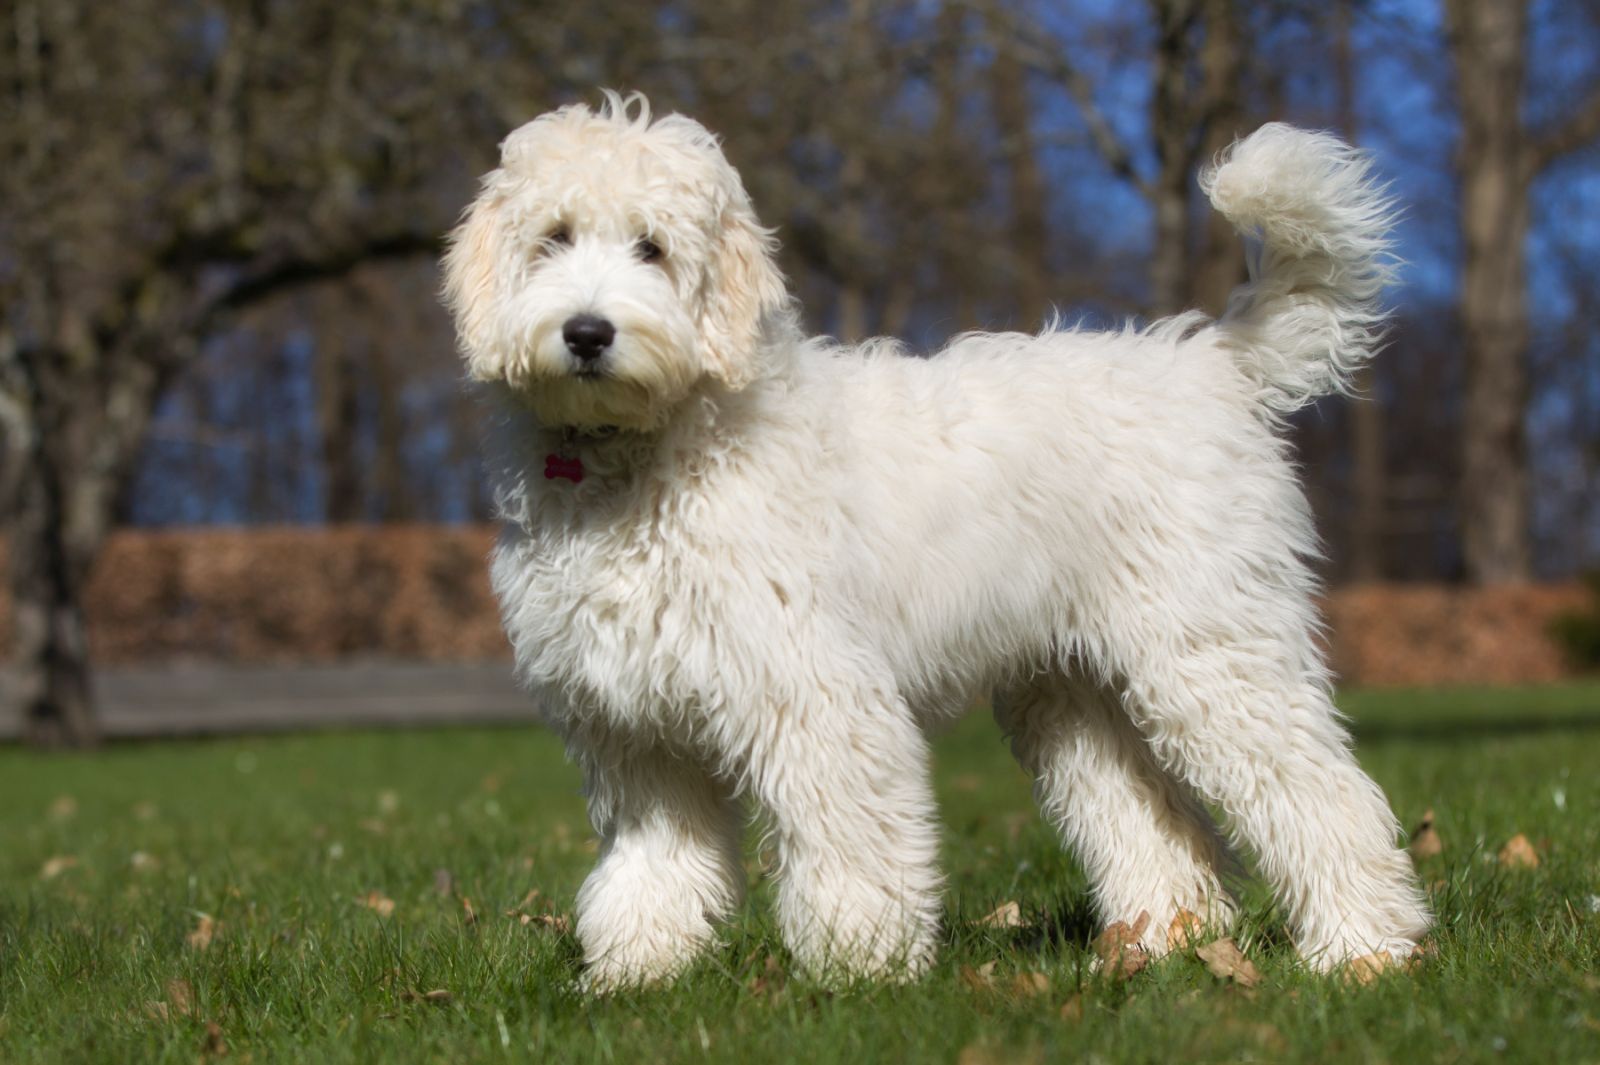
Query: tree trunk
1188 0 1247 317
10 467 99 748
317 332 364 522
1338 0 1387 583
987 2 1051 330
7 341 164 746
1447 0 1533 582
1147 0 1199 318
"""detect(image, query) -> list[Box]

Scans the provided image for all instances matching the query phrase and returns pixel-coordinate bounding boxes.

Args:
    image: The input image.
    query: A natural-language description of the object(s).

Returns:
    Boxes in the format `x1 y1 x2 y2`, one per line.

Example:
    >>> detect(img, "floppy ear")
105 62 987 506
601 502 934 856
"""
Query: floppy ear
441 186 503 377
698 201 787 391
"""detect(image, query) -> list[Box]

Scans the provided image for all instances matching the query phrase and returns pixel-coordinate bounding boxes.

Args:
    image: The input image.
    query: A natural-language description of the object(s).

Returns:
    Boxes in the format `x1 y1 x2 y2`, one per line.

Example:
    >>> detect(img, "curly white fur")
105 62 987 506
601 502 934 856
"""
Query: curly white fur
443 93 1429 988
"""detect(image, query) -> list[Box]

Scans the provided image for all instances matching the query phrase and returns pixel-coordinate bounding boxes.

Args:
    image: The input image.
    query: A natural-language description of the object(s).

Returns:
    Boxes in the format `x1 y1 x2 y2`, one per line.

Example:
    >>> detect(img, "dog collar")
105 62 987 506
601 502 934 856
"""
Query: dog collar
544 426 619 484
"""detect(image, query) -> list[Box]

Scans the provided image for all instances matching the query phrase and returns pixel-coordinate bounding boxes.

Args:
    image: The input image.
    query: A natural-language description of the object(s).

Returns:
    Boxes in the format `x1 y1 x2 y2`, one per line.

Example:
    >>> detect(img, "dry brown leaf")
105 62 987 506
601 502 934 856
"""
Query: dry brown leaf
1403 941 1438 973
144 1001 170 1023
503 888 541 916
1058 993 1084 1022
1195 938 1261 988
517 912 569 933
460 895 478 926
957 1042 1043 1065
749 955 787 998
955 1045 994 1065
187 914 217 951
1093 911 1152 979
359 892 396 918
203 1021 227 1058
1342 951 1394 986
1167 908 1203 951
421 989 452 1004
977 900 1024 929
1498 833 1540 869
1009 971 1050 998
1409 808 1443 858
1220 1019 1287 1053
39 855 78 880
959 960 998 991
166 978 196 1018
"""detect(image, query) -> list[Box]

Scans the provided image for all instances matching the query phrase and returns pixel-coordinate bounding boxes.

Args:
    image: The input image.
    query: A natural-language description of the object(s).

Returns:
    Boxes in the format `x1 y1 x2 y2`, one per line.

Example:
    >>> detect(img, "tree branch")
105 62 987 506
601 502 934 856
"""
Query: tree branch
202 230 444 321
1529 84 1600 174
1006 35 1152 197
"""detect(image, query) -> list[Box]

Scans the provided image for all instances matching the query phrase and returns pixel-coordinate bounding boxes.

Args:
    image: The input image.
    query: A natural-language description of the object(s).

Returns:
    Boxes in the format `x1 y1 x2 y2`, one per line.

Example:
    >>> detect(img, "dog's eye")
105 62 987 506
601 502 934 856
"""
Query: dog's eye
636 238 664 264
545 226 572 248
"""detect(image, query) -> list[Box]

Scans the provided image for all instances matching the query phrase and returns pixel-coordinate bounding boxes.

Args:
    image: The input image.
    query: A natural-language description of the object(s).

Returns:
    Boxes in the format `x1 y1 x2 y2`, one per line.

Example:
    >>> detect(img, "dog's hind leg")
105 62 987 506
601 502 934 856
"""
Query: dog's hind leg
996 673 1238 956
1113 637 1430 970
570 739 746 990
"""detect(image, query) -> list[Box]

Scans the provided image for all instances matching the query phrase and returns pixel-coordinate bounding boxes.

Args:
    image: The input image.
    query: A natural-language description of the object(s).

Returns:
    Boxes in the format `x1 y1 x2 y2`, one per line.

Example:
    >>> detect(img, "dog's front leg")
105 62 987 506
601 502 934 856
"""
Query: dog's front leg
570 739 745 991
742 683 943 983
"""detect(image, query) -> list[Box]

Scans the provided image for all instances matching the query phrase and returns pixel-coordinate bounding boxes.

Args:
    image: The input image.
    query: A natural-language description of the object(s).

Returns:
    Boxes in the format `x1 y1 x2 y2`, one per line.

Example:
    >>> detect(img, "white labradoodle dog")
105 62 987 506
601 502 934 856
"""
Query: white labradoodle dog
444 93 1429 988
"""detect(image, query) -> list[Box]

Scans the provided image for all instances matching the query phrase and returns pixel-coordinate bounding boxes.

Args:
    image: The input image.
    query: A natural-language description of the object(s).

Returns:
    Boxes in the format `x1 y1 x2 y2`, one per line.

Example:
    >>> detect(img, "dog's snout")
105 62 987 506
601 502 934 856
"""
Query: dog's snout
563 315 616 362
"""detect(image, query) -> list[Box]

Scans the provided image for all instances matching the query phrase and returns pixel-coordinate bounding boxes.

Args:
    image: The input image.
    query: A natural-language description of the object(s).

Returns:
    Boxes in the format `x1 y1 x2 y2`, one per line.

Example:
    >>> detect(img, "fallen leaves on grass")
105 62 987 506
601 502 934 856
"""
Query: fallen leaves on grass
145 978 197 1022
459 895 478 926
1409 808 1443 858
167 978 196 1017
202 1021 227 1058
1498 833 1540 869
187 914 217 951
39 856 78 880
1009 971 1050 998
358 892 396 918
505 889 568 932
977 900 1024 929
1195 938 1261 988
960 961 997 991
748 955 787 999
1093 911 1151 979
1342 951 1394 986
516 912 569 933
1219 1019 1287 1054
400 988 453 1005
1404 940 1439 973
956 1042 1042 1065
1167 908 1203 951
1058 994 1083 1021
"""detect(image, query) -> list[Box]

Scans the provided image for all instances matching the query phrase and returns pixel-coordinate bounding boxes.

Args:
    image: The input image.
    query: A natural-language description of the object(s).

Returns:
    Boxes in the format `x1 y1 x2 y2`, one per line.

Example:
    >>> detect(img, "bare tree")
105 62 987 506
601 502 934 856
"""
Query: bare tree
1445 0 1600 583
1337 0 1386 583
0 0 542 744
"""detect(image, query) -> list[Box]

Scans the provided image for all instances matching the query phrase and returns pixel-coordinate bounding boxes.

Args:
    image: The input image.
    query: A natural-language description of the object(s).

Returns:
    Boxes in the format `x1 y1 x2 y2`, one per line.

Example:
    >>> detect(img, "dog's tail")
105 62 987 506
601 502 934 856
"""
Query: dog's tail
1200 123 1397 414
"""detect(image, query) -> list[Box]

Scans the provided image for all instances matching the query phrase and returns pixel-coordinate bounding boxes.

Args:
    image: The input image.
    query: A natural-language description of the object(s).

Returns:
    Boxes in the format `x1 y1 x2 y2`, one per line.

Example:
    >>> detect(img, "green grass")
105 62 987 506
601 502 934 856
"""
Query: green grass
2 684 1598 1064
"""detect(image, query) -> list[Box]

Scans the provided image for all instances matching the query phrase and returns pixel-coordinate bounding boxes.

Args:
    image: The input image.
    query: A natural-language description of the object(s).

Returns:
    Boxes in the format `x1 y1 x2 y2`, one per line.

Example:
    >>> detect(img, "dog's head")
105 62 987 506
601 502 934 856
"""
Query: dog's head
442 93 787 430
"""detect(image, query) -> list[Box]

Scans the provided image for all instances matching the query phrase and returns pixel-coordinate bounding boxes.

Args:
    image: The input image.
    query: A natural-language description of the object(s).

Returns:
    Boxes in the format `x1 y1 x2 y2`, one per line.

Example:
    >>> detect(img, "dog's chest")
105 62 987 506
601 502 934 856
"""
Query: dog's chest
490 504 722 730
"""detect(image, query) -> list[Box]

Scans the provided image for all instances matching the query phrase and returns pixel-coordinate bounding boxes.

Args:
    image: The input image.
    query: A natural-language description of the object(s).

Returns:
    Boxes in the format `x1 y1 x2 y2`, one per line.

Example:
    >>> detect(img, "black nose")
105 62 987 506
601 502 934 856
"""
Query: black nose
563 314 616 362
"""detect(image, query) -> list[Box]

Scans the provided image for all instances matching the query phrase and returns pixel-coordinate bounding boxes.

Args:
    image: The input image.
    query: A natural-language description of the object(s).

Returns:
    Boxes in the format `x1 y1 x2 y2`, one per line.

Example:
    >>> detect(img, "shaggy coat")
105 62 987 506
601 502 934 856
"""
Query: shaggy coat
443 94 1429 988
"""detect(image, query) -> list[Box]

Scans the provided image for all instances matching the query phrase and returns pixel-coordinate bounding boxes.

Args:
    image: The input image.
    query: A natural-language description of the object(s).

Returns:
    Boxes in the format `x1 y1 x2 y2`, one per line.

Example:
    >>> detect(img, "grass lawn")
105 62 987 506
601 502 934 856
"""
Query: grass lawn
2 684 1598 1064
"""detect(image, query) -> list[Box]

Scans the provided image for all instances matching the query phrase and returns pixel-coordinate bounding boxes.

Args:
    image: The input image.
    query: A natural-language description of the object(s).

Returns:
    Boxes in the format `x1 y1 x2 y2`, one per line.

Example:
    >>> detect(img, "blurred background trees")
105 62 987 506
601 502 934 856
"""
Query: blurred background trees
3 0 1598 744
